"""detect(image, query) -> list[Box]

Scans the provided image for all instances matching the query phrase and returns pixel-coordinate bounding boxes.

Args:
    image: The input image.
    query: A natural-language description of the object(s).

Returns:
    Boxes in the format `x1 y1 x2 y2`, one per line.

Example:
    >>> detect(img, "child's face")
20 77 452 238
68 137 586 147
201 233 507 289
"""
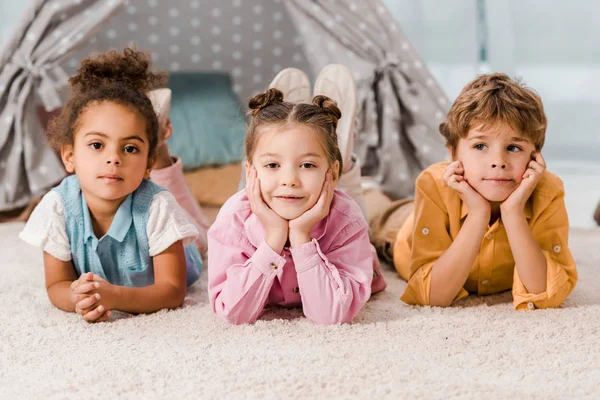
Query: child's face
453 122 536 202
248 124 339 220
62 102 153 206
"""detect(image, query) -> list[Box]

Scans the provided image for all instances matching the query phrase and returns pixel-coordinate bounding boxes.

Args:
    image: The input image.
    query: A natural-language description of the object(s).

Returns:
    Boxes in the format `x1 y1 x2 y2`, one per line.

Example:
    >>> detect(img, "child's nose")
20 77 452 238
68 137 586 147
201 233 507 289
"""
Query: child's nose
106 153 121 165
282 177 298 187
491 164 506 169
281 169 299 187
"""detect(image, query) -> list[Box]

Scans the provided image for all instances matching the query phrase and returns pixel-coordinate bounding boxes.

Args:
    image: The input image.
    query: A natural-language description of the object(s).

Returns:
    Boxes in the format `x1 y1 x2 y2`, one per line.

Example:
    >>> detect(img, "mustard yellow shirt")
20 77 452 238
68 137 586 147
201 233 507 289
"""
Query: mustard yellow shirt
393 162 577 310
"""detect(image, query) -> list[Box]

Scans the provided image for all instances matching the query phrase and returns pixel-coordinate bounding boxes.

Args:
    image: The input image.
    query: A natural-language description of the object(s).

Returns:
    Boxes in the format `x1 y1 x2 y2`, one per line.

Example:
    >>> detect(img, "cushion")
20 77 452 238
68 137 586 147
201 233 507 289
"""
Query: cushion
167 73 246 169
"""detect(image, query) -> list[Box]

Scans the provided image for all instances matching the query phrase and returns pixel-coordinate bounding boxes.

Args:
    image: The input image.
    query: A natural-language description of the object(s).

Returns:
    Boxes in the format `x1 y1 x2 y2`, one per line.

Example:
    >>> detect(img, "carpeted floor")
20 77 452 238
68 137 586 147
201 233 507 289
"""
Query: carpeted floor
1 221 599 399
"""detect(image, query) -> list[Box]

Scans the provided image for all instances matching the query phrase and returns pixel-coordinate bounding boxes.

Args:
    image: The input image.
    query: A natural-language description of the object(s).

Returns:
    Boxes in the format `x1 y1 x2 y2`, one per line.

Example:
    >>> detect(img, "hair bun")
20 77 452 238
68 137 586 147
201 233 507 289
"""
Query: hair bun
312 95 342 129
69 47 166 93
248 88 284 116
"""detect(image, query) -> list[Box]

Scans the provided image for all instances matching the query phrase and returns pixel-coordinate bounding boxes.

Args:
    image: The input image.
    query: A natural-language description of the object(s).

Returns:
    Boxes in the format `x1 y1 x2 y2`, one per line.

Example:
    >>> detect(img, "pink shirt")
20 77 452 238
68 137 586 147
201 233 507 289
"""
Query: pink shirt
208 189 376 325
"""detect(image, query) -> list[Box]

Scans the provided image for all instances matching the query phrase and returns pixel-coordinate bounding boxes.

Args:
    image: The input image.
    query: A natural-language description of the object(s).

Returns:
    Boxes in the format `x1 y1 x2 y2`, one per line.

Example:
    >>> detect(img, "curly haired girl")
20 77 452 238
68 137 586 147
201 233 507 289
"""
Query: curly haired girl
20 48 202 322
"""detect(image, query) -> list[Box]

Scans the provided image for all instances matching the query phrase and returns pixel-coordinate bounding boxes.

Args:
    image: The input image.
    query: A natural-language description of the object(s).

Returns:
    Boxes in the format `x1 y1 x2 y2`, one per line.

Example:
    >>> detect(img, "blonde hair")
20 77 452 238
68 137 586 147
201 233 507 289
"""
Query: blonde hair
440 73 547 153
245 88 343 177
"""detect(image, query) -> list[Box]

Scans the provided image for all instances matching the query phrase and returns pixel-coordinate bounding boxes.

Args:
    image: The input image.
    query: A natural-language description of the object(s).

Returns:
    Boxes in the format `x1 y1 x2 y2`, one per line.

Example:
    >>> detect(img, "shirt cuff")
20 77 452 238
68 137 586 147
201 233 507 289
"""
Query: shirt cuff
513 250 572 310
400 262 469 306
290 239 322 273
249 240 287 276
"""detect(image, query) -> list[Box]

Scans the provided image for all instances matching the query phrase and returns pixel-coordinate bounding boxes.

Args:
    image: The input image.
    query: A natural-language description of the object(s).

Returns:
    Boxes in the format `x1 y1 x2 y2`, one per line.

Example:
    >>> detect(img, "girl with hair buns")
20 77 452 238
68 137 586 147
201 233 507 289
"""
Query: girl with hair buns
19 48 203 322
207 86 385 325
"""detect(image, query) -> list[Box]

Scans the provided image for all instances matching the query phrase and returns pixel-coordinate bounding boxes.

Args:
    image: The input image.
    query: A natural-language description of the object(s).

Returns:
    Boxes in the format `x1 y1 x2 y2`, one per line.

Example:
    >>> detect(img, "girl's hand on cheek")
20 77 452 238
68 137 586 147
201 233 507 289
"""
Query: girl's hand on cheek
443 161 490 218
501 152 546 216
245 165 289 253
288 170 335 247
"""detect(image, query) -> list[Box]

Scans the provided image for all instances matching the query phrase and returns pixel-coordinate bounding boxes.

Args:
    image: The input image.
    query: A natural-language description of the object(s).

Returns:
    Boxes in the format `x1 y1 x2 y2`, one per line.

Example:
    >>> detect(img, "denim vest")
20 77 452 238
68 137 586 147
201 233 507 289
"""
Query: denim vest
53 176 201 287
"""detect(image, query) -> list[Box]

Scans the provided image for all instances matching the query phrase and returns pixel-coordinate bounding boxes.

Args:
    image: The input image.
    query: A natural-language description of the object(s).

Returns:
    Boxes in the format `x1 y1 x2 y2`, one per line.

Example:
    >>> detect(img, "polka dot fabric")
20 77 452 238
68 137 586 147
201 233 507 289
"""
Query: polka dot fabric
59 0 448 199
66 0 311 103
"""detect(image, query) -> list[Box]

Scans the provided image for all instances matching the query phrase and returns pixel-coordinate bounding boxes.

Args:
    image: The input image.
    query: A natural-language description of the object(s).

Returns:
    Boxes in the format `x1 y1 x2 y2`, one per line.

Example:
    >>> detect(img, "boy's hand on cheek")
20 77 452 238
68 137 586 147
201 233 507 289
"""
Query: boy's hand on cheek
289 170 335 247
501 152 546 216
444 161 490 217
245 166 289 253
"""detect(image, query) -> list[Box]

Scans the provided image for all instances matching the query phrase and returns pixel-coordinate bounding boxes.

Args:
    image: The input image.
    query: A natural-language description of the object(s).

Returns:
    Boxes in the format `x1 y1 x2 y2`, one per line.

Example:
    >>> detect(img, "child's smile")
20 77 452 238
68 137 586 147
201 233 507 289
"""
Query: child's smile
248 124 336 220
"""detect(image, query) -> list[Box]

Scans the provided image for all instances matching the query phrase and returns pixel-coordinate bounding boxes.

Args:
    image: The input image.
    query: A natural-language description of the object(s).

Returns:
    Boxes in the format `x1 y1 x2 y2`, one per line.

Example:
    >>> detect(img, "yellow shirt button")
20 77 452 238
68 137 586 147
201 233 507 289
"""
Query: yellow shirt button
482 280 489 285
527 302 535 310
553 245 561 253
486 233 492 240
421 227 430 235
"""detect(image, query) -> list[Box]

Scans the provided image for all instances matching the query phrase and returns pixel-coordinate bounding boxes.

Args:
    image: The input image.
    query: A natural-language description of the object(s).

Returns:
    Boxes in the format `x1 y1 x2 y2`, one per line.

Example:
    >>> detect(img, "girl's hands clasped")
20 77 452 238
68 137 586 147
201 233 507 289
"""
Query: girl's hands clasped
70 272 112 323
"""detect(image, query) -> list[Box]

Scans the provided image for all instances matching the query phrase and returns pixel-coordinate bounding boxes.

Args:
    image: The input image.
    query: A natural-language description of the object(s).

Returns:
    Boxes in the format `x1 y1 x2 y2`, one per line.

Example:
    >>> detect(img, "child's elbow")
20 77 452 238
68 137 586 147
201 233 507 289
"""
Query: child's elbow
166 285 187 310
304 307 349 325
309 315 345 326
217 310 258 325
429 299 453 308
428 295 453 308
212 299 259 325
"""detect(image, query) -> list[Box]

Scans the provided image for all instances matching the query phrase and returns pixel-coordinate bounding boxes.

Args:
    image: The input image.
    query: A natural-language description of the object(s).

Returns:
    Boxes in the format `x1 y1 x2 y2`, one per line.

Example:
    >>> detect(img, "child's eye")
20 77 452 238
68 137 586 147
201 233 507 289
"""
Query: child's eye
90 142 102 150
474 143 487 150
124 145 139 154
300 162 316 169
507 145 522 152
264 163 279 169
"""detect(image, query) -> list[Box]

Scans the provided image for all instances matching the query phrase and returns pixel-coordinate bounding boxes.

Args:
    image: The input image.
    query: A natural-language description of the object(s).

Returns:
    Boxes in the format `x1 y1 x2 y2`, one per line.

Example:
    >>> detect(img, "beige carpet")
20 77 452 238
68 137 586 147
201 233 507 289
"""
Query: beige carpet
1 221 599 399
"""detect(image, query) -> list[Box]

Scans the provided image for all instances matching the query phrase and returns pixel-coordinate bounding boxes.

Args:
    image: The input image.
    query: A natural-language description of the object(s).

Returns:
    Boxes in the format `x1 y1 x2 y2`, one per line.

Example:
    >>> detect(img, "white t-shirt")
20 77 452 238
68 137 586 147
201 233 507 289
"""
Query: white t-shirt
19 190 199 262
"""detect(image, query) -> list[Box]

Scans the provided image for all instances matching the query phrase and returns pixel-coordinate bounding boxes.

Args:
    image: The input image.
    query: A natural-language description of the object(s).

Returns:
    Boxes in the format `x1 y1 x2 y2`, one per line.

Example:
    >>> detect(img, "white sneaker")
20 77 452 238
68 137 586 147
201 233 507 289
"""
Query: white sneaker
268 67 311 103
148 88 172 143
147 88 171 127
313 64 357 172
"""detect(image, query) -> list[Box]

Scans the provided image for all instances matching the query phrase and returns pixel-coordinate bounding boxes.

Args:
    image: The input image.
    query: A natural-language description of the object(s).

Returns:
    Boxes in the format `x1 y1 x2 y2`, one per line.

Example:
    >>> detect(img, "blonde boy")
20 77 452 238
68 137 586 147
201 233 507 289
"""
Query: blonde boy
375 73 577 310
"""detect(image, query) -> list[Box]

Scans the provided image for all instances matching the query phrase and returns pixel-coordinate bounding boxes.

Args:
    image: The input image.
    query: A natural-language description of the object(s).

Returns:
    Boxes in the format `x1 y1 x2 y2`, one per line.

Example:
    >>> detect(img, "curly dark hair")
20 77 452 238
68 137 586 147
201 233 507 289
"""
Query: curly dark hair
47 47 167 160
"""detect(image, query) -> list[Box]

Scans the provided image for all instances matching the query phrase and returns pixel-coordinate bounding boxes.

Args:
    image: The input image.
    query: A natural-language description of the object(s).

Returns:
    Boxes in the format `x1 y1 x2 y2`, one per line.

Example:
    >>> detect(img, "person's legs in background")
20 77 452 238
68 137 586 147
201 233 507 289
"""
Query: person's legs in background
268 67 389 292
240 65 369 219
363 184 414 277
312 64 367 218
147 89 210 255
